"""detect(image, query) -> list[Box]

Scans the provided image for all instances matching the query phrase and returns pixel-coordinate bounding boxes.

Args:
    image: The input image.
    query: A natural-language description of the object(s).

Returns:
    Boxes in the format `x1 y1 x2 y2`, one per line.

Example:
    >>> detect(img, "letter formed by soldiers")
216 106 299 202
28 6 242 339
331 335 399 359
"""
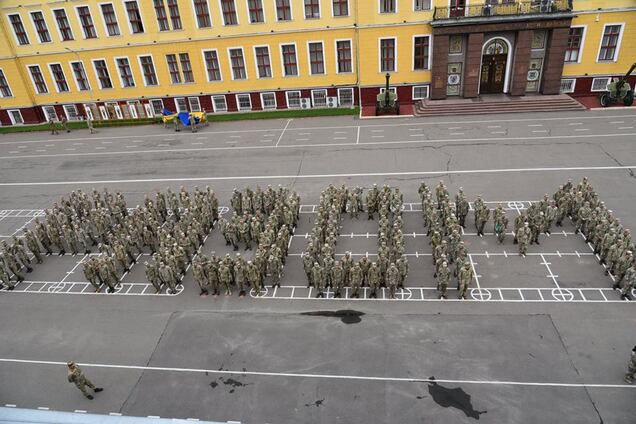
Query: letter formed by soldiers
67 361 103 400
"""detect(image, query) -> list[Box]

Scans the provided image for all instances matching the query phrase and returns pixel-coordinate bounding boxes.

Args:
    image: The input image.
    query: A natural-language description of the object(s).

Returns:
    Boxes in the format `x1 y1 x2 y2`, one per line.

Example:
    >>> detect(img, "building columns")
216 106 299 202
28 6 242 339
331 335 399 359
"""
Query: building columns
541 27 570 95
463 33 485 98
430 35 449 100
510 30 533 96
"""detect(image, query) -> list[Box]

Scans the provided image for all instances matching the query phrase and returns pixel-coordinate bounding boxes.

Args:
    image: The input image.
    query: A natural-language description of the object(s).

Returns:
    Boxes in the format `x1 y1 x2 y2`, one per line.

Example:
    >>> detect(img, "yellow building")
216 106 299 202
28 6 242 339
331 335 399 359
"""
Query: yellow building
0 0 633 124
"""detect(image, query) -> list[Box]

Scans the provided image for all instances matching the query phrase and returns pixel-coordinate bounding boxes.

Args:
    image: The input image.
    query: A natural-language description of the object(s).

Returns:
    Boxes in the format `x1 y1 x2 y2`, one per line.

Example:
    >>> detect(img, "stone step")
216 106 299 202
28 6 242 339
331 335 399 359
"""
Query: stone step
414 97 585 116
415 106 586 117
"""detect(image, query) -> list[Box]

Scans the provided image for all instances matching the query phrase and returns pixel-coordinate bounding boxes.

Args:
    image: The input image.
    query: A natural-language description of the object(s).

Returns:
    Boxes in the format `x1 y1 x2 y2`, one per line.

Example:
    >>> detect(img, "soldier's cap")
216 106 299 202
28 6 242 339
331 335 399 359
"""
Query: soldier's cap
67 361 75 367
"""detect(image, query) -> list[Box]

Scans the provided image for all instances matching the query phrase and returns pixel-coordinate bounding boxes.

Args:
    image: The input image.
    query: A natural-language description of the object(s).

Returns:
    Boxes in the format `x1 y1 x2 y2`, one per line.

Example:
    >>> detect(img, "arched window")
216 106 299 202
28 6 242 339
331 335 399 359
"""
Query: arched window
484 39 508 55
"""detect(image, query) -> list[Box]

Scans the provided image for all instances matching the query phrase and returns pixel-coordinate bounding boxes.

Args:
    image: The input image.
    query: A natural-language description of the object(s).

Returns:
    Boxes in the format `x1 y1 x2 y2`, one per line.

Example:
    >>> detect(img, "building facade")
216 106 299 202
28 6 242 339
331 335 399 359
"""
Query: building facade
0 0 633 125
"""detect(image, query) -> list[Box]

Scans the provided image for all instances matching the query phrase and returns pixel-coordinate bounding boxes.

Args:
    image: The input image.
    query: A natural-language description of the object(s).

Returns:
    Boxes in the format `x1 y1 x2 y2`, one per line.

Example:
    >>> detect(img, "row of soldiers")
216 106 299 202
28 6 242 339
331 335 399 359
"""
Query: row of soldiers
420 182 474 299
190 187 300 296
553 178 635 299
302 185 409 299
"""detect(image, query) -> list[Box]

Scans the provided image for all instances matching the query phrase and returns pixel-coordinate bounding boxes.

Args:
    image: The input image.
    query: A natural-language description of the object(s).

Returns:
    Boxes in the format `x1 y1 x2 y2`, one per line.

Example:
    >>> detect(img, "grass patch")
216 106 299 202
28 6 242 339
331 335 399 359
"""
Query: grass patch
0 107 358 134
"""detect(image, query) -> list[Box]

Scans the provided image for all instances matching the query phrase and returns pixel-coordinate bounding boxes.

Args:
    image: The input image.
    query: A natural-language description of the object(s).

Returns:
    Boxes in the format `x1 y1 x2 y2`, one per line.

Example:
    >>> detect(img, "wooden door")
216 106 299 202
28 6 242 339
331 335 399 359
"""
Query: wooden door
449 0 466 17
480 54 507 94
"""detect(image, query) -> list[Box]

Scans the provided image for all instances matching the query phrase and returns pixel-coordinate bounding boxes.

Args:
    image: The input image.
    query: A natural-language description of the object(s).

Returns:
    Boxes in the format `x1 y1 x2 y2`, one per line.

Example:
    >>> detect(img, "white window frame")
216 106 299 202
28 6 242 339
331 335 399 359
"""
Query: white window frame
591 77 611 92
330 0 349 17
307 41 326 76
311 89 328 107
337 87 354 106
51 8 74 41
63 104 80 121
201 49 223 82
380 86 396 94
285 90 301 108
137 54 160 87
246 0 266 24
8 109 24 125
596 23 624 63
412 85 430 100
218 0 240 26
92 58 114 89
379 37 398 73
192 0 213 28
114 56 136 88
236 93 252 111
127 101 139 118
188 96 202 112
99 2 121 37
42 105 57 122
106 102 123 119
412 34 432 71
280 42 299 77
149 98 164 115
260 92 277 110
212 95 228 112
27 64 48 95
47 62 70 93
83 103 95 120
7 13 30 46
253 45 273 79
334 39 353 74
29 10 52 44
175 97 188 112
559 78 576 94
275 0 294 21
227 47 248 80
70 60 91 92
304 0 321 19
413 0 431 11
0 69 12 98
75 5 99 39
379 0 397 14
99 105 109 120
565 25 587 65
122 0 145 35
143 102 154 117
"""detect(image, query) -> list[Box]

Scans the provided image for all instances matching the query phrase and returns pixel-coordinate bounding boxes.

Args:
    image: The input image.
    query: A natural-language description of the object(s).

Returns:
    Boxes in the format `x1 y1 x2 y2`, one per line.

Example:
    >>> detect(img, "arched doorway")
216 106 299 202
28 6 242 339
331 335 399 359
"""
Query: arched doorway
480 38 509 94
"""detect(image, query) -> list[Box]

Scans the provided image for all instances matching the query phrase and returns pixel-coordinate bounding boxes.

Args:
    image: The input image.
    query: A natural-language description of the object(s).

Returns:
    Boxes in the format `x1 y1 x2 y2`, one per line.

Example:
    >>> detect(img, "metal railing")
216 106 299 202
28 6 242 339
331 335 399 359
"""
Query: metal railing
433 0 571 20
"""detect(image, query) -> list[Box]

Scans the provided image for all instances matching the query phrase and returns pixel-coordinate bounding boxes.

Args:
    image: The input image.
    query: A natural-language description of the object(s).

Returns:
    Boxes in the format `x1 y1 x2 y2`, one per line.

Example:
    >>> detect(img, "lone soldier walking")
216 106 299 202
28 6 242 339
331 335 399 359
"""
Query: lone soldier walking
624 346 636 384
67 361 103 399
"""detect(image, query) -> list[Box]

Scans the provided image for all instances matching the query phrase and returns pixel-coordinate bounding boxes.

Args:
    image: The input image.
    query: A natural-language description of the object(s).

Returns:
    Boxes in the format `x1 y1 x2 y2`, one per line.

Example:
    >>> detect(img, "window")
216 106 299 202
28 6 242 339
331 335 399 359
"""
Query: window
565 27 584 63
93 59 113 89
84 104 95 120
336 40 352 73
53 9 74 41
412 85 429 99
9 14 29 45
338 88 353 106
413 36 430 70
77 6 97 39
332 0 348 16
139 56 158 86
179 53 194 82
71 62 90 91
305 0 320 19
0 70 12 97
63 104 80 121
150 99 164 115
591 77 611 92
125 1 144 33
116 57 135 87
203 50 222 81
276 0 292 21
42 106 57 122
248 0 264 23
106 102 123 119
559 79 576 94
311 89 327 107
154 0 170 31
101 4 121 36
193 0 212 28
175 97 188 112
127 101 139 118
380 38 396 72
261 92 277 109
380 0 396 13
281 44 298 76
237 93 252 111
28 65 48 94
308 42 324 75
229 48 246 79
167 0 182 29
49 64 69 92
166 54 181 83
286 90 301 108
99 105 109 120
221 0 238 25
598 24 622 61
188 97 202 112
414 0 431 10
212 95 227 112
30 12 51 43
8 110 24 125
254 46 272 78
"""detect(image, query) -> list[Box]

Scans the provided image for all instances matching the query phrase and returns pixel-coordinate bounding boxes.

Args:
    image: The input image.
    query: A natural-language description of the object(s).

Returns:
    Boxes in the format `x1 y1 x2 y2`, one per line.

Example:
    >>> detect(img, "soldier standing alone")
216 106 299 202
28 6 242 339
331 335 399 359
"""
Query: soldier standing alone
67 361 103 399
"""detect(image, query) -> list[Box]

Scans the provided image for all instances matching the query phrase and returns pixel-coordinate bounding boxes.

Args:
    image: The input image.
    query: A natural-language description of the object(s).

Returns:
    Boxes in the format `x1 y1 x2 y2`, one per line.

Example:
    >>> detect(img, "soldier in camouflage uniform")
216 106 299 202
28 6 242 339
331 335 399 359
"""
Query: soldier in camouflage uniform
67 361 103 399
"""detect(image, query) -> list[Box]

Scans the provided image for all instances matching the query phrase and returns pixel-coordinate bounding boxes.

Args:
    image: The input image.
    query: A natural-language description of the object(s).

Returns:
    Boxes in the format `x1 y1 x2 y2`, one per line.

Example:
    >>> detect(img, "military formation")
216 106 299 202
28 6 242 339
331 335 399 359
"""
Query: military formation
302 184 409 299
191 186 300 296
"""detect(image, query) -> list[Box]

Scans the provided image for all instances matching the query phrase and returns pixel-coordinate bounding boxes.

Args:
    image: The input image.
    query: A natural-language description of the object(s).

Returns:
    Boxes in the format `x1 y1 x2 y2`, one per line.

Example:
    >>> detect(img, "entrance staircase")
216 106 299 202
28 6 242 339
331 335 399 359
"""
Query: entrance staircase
414 94 586 117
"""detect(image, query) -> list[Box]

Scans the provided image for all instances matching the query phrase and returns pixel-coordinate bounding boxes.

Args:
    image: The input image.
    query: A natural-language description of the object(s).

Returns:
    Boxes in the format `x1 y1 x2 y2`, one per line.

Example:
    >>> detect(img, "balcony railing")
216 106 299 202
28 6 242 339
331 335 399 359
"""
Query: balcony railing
433 0 571 20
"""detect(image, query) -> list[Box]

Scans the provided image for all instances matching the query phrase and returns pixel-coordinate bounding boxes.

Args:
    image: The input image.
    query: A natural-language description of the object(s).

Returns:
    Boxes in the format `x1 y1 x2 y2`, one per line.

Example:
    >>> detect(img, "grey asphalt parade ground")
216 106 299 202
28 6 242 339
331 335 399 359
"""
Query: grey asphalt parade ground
0 109 635 423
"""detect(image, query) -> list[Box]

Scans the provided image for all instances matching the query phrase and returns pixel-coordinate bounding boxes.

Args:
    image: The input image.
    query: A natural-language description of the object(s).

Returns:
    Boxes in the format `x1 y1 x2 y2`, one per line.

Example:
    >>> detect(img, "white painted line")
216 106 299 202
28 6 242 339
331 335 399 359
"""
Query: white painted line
72 143 84 146
276 119 292 147
263 134 275 137
157 144 169 147
408 128 422 131
448 127 462 130
109 412 123 416
532 130 548 133
334 131 348 134
75 410 87 413
64 148 76 151
17 146 27 149
372 135 385 138
610 121 625 124
528 124 543 127
449 132 464 136
35 149 46 152
229 135 241 138
356 126 360 145
574 129 589 132
409 134 423 137
5 404 16 408
45 144 55 147
0 358 632 389
37 407 49 411
299 133 312 135
101 141 112 144
260 140 271 143
568 122 583 126
333 137 347 140
125 145 136 148
371 129 384 133
191 142 203 145
295 138 309 141
196 137 206 140
8 151 18 154
164 138 176 141
487 125 501 128
95 147 106 150
491 131 506 134
618 126 634 130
